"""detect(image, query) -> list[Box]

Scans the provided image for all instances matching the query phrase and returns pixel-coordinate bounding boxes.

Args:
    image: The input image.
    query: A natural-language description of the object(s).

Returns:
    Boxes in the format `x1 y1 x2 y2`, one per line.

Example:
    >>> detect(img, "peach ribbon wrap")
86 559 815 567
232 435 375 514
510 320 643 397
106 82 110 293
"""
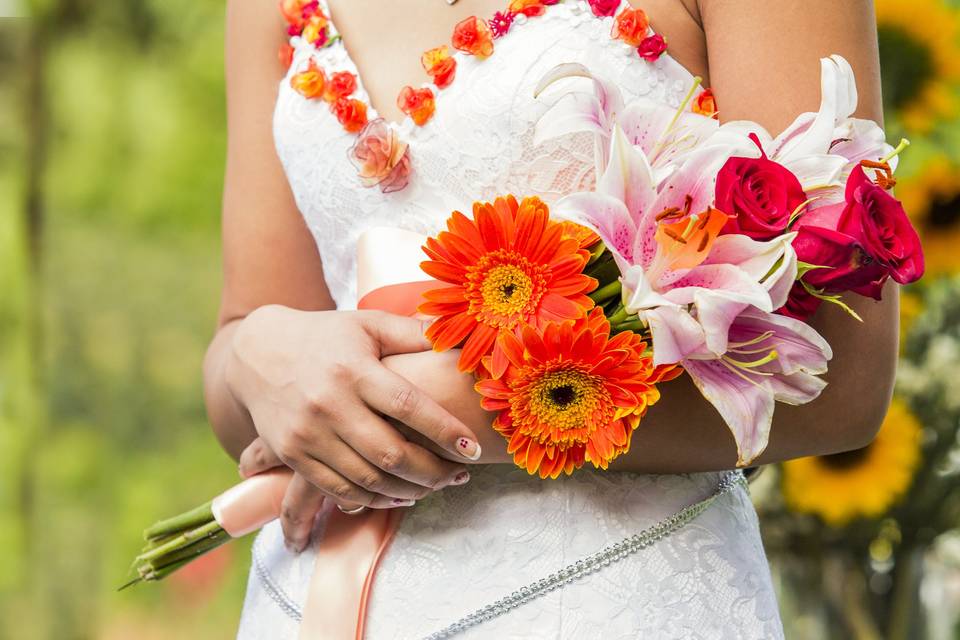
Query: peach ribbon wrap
297 226 435 639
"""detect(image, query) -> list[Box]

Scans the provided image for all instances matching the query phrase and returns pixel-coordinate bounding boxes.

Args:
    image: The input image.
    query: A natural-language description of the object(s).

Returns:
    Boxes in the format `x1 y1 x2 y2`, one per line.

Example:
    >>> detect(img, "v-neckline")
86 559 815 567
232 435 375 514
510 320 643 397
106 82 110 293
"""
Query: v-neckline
320 0 484 131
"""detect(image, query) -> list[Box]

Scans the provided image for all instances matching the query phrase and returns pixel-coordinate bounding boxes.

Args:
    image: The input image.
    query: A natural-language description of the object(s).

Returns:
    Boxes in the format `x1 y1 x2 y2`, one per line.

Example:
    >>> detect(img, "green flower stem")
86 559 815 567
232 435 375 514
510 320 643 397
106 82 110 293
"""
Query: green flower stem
589 280 621 305
136 519 223 564
144 529 231 575
613 319 647 333
607 305 631 325
144 501 214 541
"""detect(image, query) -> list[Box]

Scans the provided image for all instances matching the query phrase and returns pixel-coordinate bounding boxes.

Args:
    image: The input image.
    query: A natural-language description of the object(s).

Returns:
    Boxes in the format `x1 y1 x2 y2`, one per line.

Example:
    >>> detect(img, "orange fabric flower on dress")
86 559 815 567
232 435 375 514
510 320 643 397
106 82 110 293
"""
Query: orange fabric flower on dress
348 118 412 193
611 7 650 47
280 0 319 31
323 70 358 103
302 12 331 46
332 97 369 133
279 42 295 69
418 195 597 373
421 46 457 89
397 86 436 126
290 59 326 99
452 16 495 59
508 0 548 17
692 88 718 118
474 308 680 478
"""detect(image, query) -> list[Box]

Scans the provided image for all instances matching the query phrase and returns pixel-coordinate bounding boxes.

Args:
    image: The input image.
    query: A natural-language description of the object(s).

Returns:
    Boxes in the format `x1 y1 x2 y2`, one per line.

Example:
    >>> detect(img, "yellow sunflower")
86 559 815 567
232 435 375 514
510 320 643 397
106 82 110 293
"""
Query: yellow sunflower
896 154 960 275
782 399 923 527
875 0 960 132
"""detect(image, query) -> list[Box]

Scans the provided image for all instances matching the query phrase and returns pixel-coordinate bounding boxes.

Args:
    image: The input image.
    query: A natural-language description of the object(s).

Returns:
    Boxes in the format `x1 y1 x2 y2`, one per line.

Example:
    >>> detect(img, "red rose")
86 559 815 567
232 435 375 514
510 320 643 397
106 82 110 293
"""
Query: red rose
778 282 823 320
793 225 889 299
588 0 620 17
637 34 667 61
836 166 924 286
716 134 806 240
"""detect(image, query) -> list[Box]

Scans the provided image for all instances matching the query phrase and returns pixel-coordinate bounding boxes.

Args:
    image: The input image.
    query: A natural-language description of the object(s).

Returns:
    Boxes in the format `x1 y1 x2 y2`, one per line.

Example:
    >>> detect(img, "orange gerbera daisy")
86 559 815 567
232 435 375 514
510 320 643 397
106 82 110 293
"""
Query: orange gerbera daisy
419 195 597 373
475 308 680 478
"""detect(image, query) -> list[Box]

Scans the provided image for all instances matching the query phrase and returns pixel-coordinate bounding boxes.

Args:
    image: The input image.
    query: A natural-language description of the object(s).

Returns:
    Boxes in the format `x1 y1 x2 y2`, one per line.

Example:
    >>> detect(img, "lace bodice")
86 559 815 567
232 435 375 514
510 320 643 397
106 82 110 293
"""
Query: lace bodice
239 3 784 638
273 0 693 309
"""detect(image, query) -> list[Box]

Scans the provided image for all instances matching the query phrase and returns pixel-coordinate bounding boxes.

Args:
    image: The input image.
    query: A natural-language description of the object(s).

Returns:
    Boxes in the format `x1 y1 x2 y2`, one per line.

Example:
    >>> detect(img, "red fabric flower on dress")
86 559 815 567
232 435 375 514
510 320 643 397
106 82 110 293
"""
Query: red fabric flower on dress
692 88 718 118
332 97 368 133
637 34 667 61
421 46 457 89
587 0 620 17
348 118 412 194
452 16 495 59
280 0 320 31
397 86 436 126
489 11 515 38
418 195 597 373
475 307 680 478
290 59 326 99
323 70 357 103
611 7 650 47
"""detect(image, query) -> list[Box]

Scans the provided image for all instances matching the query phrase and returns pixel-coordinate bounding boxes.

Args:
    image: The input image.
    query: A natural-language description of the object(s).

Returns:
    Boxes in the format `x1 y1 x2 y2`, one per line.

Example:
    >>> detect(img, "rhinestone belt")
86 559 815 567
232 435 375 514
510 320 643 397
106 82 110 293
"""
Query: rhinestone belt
253 470 747 638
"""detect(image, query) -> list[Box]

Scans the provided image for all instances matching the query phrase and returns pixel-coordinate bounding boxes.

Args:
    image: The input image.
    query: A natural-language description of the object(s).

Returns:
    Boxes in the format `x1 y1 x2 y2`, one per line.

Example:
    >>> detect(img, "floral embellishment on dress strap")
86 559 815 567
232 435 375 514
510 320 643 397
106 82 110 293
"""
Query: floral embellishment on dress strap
611 6 650 47
397 86 437 126
332 97 369 132
692 88 718 119
587 0 620 17
291 59 327 98
421 46 458 89
452 16 495 58
489 10 515 38
637 33 667 61
324 70 359 103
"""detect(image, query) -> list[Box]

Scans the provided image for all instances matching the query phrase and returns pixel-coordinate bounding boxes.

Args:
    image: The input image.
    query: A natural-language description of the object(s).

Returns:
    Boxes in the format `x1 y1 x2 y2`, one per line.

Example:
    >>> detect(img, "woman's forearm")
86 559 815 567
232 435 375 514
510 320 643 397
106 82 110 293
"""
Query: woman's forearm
384 284 899 475
202 319 258 461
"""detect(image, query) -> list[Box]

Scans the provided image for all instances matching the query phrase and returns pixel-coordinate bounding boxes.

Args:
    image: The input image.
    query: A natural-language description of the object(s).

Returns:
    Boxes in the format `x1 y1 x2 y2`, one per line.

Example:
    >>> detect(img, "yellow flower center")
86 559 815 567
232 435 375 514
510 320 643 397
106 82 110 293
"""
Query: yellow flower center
466 250 548 329
514 364 614 447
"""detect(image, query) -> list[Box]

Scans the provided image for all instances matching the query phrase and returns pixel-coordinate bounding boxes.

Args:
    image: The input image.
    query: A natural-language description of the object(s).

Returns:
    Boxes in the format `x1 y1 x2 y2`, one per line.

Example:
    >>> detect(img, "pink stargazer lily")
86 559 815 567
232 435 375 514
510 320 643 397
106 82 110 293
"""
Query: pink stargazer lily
536 65 836 466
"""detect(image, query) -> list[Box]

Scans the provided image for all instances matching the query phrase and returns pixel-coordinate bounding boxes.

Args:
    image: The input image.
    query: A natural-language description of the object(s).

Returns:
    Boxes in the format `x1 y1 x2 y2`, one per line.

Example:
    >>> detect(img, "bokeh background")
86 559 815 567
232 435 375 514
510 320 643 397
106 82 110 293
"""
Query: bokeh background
1 0 959 638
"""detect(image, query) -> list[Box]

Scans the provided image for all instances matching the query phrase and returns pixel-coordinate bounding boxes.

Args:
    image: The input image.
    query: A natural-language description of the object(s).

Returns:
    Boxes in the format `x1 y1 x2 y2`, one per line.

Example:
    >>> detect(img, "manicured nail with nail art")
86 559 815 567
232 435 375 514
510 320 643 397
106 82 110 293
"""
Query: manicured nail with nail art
451 471 470 485
391 498 415 507
456 437 481 460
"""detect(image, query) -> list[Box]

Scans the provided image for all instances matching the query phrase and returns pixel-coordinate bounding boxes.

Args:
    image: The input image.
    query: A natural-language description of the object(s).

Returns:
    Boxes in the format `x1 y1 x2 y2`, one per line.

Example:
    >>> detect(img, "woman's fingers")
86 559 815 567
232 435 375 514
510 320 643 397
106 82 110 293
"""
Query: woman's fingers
355 364 482 462
358 310 434 357
280 473 326 553
317 437 449 500
332 404 471 490
295 456 418 510
238 436 283 478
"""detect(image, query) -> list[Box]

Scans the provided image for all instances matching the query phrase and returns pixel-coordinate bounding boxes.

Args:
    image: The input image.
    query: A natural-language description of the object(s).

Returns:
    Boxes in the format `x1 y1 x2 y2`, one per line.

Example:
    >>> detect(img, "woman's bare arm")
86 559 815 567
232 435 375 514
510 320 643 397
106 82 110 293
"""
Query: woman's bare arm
204 0 335 460
382 0 899 474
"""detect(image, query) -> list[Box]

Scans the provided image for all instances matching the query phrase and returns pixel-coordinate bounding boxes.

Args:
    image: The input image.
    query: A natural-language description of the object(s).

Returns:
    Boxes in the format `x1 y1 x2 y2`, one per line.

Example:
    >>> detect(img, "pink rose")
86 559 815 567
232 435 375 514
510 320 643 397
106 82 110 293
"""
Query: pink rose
588 0 620 17
835 165 924 286
348 118 411 194
636 34 667 61
715 134 806 240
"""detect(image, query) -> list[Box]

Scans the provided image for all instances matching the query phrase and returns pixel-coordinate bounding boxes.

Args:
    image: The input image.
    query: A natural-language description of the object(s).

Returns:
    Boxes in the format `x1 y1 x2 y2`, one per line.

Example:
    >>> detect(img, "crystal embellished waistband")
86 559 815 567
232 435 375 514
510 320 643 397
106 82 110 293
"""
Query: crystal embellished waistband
253 470 747 638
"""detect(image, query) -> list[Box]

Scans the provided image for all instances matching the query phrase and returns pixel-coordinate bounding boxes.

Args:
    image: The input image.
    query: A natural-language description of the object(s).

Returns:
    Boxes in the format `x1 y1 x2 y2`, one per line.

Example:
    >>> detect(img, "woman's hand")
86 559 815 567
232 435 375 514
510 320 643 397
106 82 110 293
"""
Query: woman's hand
225 305 482 518
381 348 512 465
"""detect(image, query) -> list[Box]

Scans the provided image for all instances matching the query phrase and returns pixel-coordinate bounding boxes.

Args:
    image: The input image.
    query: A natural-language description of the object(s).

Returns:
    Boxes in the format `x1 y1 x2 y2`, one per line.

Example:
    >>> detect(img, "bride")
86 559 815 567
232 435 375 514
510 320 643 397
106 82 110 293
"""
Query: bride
205 0 897 637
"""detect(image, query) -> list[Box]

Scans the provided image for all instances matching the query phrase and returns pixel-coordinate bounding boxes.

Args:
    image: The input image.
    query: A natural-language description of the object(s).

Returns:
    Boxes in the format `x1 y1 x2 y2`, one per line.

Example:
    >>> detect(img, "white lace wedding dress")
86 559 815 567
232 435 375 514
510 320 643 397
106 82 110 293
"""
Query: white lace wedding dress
237 2 784 638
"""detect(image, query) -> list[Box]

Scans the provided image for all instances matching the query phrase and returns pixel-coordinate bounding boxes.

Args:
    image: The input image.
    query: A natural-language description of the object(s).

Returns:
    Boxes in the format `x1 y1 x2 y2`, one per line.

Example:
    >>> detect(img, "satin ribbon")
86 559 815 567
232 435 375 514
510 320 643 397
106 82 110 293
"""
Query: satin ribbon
297 227 434 640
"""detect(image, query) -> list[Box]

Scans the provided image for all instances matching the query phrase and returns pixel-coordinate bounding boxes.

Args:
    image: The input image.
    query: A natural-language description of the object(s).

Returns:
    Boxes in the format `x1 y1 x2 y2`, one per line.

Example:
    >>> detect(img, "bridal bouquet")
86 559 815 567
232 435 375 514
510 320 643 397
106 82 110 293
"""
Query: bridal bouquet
124 54 924 585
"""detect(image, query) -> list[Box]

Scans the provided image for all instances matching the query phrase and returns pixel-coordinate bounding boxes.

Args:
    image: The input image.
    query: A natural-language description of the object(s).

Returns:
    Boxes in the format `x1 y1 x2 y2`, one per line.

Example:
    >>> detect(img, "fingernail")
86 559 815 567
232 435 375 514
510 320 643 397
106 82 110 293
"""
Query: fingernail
450 471 470 485
391 498 415 507
456 437 481 461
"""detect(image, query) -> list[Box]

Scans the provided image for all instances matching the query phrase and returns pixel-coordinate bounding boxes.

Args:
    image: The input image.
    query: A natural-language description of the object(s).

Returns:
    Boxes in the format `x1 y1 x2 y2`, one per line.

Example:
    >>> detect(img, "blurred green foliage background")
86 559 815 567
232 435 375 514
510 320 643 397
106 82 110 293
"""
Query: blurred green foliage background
2 1 960 638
